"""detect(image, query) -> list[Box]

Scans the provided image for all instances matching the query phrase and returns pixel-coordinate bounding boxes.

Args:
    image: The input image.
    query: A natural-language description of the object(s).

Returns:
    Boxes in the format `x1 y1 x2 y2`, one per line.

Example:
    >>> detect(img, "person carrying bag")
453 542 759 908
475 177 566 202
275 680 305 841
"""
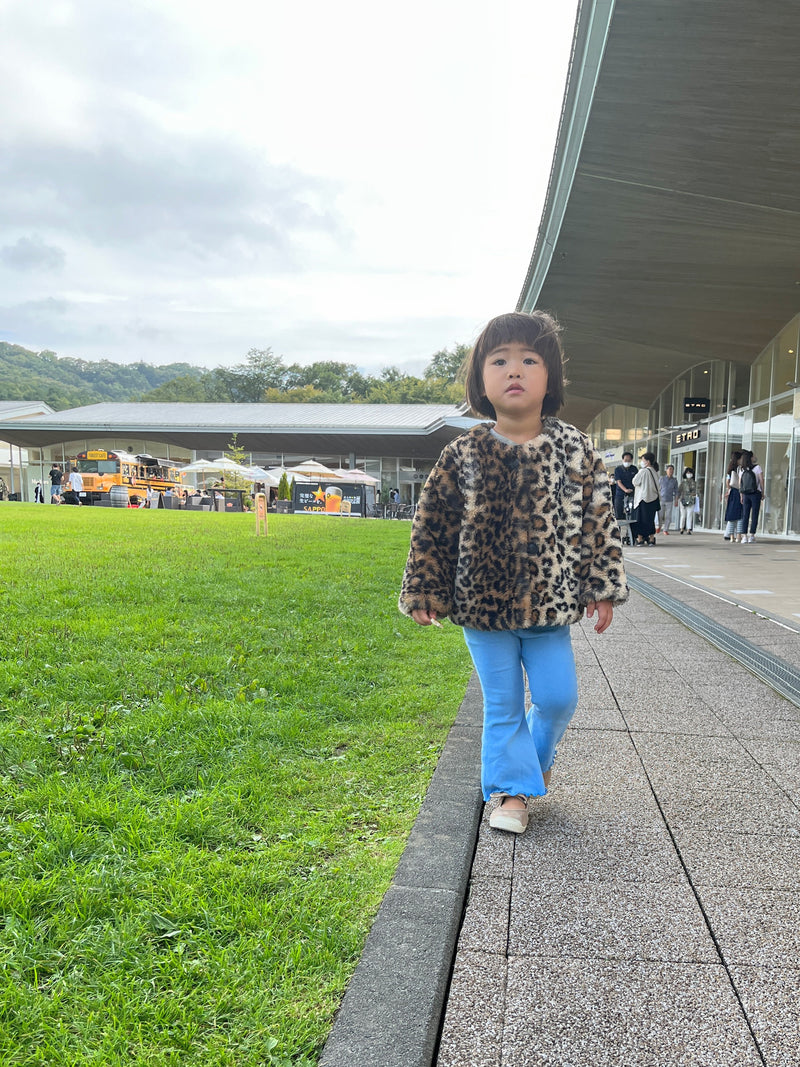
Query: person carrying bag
632 452 660 546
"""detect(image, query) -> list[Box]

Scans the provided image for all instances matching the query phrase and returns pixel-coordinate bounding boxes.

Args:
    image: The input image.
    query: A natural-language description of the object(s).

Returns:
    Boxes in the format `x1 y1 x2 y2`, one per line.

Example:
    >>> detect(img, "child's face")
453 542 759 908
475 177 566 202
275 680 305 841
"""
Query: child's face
482 342 548 419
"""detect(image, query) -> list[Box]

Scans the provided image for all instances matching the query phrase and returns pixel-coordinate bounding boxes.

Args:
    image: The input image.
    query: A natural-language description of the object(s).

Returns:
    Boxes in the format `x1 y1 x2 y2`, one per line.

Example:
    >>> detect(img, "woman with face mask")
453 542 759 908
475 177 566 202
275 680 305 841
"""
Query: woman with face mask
678 467 696 534
631 452 660 545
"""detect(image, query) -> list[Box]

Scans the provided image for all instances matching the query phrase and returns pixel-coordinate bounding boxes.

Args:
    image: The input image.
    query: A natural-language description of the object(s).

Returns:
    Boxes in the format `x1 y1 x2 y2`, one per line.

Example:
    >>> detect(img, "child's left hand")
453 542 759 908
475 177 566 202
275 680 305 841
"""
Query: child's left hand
585 599 613 633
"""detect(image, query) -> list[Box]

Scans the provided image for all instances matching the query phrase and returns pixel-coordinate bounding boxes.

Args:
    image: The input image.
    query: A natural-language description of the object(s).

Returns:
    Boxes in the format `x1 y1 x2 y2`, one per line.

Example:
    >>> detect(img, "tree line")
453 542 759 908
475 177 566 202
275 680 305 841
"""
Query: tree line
0 341 469 411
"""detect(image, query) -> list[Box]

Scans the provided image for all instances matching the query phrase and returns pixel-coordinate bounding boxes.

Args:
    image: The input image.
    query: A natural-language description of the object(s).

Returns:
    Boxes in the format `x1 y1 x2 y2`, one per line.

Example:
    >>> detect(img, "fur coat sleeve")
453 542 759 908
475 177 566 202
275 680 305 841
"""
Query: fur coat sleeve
396 445 464 621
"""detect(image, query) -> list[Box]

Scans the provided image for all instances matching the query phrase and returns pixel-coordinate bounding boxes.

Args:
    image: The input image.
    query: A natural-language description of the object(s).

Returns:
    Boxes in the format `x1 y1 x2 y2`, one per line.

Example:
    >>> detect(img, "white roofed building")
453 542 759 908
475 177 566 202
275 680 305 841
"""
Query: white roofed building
0 401 479 502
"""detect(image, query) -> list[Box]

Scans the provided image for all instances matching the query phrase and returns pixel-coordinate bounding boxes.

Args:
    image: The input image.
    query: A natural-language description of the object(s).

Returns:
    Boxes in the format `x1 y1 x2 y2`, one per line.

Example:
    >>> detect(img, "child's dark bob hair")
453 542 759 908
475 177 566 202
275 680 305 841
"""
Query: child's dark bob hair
464 311 568 420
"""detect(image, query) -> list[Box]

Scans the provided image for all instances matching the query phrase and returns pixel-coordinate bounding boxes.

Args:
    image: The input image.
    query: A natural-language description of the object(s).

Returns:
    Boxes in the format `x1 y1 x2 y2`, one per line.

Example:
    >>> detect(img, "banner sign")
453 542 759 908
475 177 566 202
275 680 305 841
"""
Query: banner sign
293 482 367 516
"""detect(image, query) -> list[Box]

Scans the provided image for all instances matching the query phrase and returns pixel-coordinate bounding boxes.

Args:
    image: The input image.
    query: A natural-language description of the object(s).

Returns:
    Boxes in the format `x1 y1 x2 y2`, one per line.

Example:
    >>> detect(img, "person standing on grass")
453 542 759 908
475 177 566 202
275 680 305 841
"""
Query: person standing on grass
68 467 84 501
399 311 628 835
48 463 63 502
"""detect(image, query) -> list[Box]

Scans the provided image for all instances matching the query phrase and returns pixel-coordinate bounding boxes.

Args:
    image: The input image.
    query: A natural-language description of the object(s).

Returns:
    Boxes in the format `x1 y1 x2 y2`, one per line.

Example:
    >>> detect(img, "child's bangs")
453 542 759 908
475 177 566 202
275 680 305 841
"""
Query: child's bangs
480 313 552 356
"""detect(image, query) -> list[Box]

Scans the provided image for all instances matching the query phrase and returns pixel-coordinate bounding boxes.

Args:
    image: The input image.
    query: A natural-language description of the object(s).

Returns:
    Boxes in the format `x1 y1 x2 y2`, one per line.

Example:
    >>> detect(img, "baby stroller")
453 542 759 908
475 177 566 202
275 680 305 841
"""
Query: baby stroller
618 494 635 546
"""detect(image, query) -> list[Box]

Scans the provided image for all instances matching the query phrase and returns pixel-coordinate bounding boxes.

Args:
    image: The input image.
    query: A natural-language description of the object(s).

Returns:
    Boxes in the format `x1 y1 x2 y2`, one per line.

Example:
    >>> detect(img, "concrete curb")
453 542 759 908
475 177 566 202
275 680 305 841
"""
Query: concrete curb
319 673 484 1067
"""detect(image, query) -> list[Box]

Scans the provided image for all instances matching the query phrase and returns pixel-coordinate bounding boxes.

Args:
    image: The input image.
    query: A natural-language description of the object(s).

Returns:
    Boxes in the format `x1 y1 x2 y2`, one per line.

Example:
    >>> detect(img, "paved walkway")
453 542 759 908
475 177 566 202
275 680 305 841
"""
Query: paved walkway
437 533 800 1067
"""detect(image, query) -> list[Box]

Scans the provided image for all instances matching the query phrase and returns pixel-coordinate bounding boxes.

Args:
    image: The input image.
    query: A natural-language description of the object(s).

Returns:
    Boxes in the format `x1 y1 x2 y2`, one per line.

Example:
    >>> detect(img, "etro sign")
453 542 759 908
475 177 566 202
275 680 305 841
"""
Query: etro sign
671 424 708 448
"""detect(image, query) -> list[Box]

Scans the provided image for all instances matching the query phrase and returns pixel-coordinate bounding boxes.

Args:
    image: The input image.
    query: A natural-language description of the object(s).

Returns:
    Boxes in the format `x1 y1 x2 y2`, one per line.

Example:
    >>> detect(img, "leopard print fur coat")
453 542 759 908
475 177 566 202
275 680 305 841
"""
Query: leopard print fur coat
399 420 628 630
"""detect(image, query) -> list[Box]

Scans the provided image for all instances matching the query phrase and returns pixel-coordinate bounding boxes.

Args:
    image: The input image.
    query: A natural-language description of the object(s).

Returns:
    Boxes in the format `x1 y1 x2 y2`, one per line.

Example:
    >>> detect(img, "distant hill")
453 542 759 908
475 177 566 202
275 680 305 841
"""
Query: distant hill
0 342 204 411
0 340 466 408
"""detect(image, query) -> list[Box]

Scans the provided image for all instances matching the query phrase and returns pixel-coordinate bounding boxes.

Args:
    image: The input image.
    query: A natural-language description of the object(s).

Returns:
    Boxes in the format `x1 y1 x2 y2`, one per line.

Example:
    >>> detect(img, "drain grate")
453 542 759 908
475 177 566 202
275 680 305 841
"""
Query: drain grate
627 573 800 707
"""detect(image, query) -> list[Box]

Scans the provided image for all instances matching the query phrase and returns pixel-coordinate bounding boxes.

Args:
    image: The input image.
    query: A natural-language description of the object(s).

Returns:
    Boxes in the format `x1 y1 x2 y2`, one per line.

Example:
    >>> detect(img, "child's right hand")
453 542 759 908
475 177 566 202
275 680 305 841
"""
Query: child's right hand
411 609 440 627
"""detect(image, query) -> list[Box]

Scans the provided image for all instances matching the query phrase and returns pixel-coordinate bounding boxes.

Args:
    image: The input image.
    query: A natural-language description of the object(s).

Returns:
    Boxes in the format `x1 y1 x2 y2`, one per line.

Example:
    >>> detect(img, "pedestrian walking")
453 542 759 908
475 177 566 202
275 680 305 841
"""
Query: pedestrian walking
613 451 636 519
739 450 764 543
34 480 46 503
632 453 660 545
657 463 678 534
48 463 63 502
399 311 628 834
723 450 744 542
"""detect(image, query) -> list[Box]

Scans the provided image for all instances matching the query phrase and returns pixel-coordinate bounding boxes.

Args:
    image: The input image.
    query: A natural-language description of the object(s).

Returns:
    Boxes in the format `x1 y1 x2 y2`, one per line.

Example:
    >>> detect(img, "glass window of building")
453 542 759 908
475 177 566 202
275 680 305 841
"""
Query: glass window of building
764 395 793 535
659 384 673 430
706 419 729 530
773 317 799 397
750 405 769 521
789 424 800 536
750 342 773 405
672 375 688 424
708 361 727 416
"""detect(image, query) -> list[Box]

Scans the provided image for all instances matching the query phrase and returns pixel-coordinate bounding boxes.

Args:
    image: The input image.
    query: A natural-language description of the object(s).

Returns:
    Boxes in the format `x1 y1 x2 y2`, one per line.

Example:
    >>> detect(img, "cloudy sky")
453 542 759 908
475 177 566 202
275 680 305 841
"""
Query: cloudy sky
0 0 578 375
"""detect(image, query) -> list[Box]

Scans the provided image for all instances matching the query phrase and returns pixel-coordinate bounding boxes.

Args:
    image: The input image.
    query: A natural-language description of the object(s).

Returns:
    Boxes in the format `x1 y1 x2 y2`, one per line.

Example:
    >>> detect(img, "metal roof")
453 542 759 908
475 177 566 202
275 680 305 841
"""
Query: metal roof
0 401 54 419
0 402 478 458
518 0 800 429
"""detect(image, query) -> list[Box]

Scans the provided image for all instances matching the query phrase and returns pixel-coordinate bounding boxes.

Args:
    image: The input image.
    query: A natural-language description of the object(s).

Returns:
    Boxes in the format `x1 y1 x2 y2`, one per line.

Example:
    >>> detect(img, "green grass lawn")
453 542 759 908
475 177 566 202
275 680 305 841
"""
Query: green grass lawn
0 505 473 1066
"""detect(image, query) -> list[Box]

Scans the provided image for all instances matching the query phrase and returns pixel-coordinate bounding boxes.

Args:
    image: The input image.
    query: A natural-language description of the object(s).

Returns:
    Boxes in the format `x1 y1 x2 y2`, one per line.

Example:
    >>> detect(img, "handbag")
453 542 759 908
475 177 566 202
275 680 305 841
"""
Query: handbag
648 468 660 510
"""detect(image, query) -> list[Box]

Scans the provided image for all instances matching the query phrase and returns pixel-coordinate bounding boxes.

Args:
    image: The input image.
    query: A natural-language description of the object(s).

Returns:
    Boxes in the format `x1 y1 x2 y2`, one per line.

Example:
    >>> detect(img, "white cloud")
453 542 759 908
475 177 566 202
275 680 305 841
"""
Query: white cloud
0 0 579 372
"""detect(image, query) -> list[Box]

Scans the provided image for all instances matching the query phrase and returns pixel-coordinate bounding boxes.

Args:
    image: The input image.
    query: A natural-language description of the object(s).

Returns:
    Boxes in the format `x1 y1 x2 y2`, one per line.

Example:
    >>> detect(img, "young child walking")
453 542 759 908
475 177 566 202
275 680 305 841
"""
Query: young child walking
399 311 628 834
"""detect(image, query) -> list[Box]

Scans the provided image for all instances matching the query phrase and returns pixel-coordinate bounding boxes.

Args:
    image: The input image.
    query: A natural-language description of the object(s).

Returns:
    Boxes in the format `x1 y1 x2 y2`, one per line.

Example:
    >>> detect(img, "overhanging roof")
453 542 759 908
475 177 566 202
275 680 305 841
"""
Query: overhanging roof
0 401 55 420
0 402 477 458
519 0 800 428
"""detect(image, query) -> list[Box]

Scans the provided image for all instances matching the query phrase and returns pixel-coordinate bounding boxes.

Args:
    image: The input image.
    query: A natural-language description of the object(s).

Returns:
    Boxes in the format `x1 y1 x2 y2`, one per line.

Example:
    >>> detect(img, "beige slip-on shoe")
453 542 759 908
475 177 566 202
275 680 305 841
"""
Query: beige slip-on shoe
488 794 529 834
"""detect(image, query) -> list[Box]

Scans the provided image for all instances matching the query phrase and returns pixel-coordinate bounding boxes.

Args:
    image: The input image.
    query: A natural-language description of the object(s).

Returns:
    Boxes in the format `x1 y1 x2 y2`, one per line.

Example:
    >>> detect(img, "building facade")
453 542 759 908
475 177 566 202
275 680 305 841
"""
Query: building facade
517 0 800 539
0 402 478 504
587 313 800 536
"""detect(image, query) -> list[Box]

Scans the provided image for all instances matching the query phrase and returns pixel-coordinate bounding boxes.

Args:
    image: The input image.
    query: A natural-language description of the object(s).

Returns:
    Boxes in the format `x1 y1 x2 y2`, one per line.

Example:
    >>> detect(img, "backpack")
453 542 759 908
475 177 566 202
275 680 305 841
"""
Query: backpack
740 468 757 494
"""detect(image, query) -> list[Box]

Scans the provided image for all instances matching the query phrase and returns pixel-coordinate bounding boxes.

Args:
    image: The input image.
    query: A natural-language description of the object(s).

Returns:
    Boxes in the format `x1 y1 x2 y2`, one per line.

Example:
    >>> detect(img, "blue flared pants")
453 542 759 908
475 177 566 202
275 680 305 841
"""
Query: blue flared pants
463 626 578 801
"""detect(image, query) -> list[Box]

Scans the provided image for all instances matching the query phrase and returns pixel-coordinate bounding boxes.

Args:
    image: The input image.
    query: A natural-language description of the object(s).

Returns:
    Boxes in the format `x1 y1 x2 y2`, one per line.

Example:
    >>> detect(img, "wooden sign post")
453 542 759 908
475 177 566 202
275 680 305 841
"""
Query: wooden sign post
254 492 268 536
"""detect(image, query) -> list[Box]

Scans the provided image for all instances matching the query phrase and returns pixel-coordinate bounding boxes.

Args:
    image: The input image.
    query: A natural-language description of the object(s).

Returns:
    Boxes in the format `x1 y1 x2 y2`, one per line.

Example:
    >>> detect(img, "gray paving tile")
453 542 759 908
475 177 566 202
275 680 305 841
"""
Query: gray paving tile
576 667 615 706
633 732 752 771
653 783 800 835
647 760 767 794
725 718 800 742
509 879 716 963
542 777 662 820
436 950 505 1067
570 703 628 730
729 964 800 1067
650 637 723 653
470 821 515 880
512 816 685 884
595 662 678 681
502 958 762 1066
743 738 800 799
714 696 800 722
624 706 732 735
674 829 800 889
457 877 510 955
674 660 755 683
698 887 800 966
610 677 714 712
691 681 792 708
745 737 800 769
571 648 600 667
762 767 800 802
557 727 643 768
